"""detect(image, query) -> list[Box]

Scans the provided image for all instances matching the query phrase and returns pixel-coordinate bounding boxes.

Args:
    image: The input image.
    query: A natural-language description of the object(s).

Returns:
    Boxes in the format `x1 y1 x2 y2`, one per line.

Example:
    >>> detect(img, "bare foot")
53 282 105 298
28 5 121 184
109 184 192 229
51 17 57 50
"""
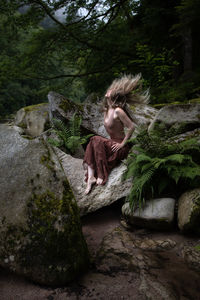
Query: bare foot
85 177 96 195
96 177 103 185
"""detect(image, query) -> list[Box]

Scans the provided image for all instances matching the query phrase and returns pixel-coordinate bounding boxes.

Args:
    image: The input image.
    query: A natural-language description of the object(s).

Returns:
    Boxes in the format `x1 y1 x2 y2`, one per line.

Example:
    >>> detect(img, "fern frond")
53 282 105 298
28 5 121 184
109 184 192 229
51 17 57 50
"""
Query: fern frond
47 138 63 147
169 165 200 183
164 153 186 164
136 154 152 163
69 113 82 137
128 166 156 210
140 162 151 173
49 115 93 155
124 126 200 210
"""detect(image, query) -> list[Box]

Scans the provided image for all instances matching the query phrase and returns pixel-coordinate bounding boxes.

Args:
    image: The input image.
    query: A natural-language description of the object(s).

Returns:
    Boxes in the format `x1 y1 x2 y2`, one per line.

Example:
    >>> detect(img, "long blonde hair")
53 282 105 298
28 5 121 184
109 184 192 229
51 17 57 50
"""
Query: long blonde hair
103 74 150 112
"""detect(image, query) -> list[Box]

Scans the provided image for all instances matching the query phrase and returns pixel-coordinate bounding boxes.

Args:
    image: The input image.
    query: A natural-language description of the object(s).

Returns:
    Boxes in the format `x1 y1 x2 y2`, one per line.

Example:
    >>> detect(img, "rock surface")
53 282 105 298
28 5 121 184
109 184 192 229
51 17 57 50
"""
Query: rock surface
182 245 200 273
122 198 176 230
167 127 200 144
95 226 200 300
148 103 200 135
48 91 158 137
0 124 89 285
0 206 200 300
55 148 132 216
15 103 49 137
48 91 108 137
178 188 200 234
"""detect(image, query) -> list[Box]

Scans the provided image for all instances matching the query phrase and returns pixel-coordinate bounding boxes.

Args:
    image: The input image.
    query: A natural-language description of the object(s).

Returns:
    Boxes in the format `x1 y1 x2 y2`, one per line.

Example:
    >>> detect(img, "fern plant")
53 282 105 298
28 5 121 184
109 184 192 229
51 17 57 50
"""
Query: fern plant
123 128 200 210
48 113 93 154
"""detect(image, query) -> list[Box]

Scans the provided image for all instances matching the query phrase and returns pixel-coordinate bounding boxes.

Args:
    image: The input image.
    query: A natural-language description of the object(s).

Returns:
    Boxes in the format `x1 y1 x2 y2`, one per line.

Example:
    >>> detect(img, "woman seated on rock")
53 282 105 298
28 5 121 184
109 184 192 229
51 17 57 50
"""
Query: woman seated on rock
83 74 149 194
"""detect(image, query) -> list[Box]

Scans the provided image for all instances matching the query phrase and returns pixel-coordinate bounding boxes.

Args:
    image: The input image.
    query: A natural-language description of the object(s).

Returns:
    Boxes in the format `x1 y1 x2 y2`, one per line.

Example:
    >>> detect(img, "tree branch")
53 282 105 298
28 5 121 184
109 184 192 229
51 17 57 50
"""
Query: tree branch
21 57 121 81
27 0 129 51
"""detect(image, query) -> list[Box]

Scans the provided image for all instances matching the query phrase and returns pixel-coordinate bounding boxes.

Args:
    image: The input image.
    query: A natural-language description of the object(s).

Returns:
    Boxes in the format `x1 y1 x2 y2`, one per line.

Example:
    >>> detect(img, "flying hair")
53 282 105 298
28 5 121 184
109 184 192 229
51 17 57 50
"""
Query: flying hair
104 73 150 110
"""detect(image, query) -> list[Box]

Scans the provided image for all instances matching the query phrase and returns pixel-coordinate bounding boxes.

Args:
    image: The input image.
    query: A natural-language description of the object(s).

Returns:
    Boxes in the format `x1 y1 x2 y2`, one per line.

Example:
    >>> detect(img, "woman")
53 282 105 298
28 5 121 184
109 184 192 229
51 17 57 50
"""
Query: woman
83 74 149 194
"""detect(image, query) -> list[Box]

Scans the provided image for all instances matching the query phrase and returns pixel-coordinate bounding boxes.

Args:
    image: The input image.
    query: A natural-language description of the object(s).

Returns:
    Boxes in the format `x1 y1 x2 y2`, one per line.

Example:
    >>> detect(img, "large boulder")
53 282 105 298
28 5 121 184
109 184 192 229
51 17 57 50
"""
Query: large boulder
0 124 89 285
48 91 108 137
55 148 132 216
48 91 158 137
167 128 200 144
15 103 50 137
178 188 200 234
148 103 200 135
122 198 176 230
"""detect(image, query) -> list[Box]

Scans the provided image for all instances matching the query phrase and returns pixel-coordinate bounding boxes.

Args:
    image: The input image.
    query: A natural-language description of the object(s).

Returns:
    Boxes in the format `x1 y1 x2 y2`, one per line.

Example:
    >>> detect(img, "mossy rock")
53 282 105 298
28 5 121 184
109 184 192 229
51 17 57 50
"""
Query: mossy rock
153 98 200 109
0 124 89 285
48 91 158 139
149 103 200 136
15 103 50 137
178 188 200 235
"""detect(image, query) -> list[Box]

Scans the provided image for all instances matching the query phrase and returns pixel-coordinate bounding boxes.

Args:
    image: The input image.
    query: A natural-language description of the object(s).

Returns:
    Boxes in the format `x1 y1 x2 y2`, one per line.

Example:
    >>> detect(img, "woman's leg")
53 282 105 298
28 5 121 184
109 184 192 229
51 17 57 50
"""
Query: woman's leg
96 177 103 185
85 165 96 194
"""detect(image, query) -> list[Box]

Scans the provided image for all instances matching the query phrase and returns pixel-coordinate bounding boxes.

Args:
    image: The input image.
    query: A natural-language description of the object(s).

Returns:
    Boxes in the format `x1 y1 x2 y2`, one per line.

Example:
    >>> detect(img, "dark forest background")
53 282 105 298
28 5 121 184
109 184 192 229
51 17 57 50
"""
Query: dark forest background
1 0 200 118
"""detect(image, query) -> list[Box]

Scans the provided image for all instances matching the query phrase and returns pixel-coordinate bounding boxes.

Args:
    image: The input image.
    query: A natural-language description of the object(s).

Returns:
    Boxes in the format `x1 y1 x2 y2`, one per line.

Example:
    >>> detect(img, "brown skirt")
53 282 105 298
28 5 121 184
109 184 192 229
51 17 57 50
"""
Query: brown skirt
83 135 130 185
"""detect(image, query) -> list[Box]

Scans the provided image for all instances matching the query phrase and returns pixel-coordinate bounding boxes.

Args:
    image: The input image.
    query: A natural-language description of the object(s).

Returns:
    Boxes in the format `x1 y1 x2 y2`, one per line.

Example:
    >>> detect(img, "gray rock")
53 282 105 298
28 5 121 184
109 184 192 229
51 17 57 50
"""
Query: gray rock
148 103 200 135
122 198 176 230
178 188 200 234
182 245 200 273
167 128 200 144
0 124 89 285
48 91 157 137
55 148 132 216
48 91 108 137
15 103 49 137
96 227 177 300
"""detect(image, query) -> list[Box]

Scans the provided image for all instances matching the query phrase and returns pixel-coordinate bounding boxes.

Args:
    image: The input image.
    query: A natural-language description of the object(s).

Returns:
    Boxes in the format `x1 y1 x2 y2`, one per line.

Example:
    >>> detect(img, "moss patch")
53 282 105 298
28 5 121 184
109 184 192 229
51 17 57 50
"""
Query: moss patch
0 140 89 285
40 142 55 172
23 103 48 113
23 182 89 270
188 192 200 234
183 190 200 234
153 98 200 109
59 98 83 114
0 180 89 285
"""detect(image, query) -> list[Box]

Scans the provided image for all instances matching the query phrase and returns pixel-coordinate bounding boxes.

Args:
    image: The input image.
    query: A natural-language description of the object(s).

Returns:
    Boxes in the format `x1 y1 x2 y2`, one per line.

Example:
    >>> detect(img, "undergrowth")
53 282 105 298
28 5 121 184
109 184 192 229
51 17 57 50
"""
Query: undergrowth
48 113 93 155
123 127 200 211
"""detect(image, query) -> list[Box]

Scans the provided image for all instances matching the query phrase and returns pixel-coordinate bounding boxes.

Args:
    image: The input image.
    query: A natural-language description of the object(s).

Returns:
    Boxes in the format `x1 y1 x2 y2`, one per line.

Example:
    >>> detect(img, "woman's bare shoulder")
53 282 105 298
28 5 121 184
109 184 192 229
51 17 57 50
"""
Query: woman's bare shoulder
115 107 126 116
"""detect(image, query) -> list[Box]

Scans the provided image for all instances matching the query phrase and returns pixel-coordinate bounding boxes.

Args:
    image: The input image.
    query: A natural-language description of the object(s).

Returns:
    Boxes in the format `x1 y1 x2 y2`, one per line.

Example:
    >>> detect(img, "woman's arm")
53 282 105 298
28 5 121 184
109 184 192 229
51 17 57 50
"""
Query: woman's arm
111 107 134 152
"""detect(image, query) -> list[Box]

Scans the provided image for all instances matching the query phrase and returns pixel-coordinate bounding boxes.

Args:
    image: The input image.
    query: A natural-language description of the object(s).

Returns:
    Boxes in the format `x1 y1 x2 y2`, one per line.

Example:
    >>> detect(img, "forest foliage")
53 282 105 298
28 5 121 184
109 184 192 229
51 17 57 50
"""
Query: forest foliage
1 0 200 117
123 127 200 210
48 114 93 155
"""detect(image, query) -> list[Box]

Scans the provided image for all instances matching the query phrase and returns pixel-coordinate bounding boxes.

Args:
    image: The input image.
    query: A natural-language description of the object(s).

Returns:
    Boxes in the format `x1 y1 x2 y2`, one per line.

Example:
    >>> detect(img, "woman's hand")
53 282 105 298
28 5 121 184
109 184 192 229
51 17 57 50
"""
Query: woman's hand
111 142 124 152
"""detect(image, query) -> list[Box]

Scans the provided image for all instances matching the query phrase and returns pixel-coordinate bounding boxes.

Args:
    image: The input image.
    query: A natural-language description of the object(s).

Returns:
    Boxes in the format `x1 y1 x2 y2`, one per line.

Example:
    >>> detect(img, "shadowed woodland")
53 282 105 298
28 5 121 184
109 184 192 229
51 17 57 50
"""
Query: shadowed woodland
1 0 200 118
1 2 200 298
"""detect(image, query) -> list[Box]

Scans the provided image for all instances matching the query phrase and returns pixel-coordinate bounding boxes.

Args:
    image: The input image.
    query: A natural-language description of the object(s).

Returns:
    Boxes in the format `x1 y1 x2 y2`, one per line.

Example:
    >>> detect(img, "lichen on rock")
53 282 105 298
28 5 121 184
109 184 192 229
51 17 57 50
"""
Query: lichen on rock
0 124 89 285
178 188 200 234
14 103 50 137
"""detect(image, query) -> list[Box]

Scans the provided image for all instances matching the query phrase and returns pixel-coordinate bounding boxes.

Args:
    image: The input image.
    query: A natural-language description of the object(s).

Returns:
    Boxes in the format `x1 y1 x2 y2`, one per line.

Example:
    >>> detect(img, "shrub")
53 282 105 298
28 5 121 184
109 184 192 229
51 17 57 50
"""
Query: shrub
48 113 93 155
123 128 200 210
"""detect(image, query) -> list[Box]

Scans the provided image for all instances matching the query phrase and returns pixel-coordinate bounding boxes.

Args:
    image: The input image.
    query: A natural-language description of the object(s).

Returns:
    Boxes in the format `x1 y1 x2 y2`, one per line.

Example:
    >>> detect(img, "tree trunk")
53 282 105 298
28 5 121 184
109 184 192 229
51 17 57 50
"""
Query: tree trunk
182 27 193 72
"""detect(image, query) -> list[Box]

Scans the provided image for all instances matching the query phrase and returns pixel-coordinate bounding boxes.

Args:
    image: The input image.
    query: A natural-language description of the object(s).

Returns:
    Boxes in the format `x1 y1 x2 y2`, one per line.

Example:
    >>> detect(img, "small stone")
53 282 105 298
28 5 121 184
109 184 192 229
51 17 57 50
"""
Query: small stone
122 198 175 230
9 255 14 262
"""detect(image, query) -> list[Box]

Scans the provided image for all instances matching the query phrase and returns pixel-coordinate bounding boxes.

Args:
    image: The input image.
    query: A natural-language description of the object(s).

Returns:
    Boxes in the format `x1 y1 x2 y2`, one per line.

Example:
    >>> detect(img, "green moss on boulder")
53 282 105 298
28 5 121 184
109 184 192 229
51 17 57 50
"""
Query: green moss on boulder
178 189 200 234
0 124 89 285
14 103 50 137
